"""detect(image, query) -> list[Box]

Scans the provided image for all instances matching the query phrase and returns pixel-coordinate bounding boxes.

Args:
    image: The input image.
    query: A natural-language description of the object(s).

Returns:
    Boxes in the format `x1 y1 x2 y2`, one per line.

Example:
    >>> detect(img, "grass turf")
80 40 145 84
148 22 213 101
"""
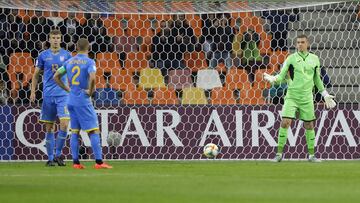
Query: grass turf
0 161 360 203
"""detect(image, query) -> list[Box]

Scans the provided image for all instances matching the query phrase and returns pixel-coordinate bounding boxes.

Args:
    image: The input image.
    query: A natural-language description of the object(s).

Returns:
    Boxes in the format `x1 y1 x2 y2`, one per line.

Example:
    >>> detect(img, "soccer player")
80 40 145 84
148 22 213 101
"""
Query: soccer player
30 29 72 167
53 38 112 169
263 34 336 162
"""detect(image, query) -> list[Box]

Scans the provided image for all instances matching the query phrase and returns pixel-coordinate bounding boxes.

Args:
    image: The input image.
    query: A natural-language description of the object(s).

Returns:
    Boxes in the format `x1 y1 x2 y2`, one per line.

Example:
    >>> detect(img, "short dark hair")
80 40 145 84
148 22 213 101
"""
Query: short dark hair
49 29 62 36
296 34 308 40
77 38 89 52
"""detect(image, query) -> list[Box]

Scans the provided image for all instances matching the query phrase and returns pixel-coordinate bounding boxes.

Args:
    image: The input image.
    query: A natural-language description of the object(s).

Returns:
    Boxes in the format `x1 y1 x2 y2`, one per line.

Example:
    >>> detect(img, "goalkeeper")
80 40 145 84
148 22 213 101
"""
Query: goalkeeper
263 34 336 162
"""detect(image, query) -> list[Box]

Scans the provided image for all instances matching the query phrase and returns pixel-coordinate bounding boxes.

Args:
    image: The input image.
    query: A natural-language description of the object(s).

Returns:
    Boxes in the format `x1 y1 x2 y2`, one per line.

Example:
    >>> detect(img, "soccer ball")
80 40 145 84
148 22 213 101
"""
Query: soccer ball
106 131 122 147
203 143 219 158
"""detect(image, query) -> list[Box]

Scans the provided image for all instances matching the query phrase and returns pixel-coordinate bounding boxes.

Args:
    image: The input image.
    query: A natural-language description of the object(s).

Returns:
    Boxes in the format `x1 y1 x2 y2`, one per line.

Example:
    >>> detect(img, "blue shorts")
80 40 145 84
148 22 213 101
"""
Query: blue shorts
68 104 99 133
40 96 70 124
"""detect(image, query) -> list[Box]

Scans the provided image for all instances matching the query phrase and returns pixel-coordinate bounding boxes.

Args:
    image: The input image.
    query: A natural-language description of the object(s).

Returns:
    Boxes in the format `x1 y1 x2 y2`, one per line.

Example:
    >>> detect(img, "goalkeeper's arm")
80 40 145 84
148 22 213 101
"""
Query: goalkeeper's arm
313 59 336 109
263 57 291 83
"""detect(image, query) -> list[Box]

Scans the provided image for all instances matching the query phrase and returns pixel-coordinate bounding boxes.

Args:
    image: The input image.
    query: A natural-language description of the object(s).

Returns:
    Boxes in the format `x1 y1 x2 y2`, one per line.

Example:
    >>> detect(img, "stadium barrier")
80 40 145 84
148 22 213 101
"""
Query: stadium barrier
1 104 358 160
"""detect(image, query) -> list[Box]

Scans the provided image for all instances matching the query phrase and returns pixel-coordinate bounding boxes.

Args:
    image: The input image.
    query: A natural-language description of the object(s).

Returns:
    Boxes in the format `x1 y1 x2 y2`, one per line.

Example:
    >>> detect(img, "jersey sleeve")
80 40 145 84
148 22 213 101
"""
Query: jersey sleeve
35 52 44 70
66 51 72 60
275 55 291 82
313 56 325 92
87 60 96 74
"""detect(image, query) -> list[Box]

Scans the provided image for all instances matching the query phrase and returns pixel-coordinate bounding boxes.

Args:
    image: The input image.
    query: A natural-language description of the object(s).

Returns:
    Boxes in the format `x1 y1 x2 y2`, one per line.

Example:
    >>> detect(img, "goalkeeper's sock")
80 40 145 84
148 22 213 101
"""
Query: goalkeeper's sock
89 133 102 161
277 127 288 155
70 133 80 164
55 130 67 158
305 129 315 156
45 132 55 161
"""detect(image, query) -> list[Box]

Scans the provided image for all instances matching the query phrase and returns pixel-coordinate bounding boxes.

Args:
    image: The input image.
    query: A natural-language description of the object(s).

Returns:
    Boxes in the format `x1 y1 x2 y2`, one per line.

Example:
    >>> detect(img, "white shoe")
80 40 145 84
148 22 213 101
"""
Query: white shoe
272 154 283 162
308 155 322 163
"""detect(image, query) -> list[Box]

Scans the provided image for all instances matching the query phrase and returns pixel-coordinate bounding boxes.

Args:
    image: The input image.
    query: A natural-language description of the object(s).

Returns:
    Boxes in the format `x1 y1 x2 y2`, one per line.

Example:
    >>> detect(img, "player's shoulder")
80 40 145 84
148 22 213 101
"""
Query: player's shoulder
60 48 71 55
286 52 298 60
85 57 96 72
63 57 72 65
308 52 320 59
85 56 95 64
63 56 75 67
38 49 50 58
84 55 94 61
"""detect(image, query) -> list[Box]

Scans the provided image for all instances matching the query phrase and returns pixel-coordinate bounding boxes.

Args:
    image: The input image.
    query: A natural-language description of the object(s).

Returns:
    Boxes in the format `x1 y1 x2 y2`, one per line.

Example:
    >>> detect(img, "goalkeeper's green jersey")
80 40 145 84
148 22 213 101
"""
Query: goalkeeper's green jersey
275 51 325 103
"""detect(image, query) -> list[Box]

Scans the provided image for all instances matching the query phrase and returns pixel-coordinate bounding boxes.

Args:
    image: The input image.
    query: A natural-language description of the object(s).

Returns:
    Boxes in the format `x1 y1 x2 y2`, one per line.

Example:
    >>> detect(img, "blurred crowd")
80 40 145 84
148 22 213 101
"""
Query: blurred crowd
0 7 330 105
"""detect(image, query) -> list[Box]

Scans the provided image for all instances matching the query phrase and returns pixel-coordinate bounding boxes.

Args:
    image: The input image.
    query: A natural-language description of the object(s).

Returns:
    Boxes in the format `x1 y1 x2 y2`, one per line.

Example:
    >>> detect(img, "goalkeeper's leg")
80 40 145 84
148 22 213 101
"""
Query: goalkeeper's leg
274 118 292 162
275 99 297 162
303 121 321 162
299 101 320 162
304 121 315 156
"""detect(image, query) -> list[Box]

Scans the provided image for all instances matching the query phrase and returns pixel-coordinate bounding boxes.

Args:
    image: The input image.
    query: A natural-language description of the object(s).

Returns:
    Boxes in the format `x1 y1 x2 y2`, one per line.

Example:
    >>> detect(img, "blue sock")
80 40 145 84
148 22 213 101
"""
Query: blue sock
55 130 67 158
45 132 55 161
70 133 80 163
89 133 102 161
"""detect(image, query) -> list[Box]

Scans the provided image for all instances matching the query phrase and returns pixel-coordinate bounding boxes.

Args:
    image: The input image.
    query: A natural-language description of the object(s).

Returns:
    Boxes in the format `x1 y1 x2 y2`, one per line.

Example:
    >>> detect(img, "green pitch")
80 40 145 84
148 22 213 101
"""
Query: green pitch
1 161 360 203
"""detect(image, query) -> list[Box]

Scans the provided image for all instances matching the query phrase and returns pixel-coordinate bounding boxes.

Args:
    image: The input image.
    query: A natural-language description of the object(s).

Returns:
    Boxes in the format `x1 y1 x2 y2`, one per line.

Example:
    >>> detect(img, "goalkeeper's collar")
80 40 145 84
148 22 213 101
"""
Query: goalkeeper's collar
297 51 309 61
297 51 309 57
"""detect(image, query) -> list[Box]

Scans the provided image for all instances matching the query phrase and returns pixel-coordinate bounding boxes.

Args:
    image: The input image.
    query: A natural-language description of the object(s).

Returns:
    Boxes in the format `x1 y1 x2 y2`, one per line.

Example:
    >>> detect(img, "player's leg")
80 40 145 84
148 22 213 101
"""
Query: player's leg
299 101 320 162
304 121 320 162
79 104 112 169
274 98 297 162
53 117 69 166
54 97 70 166
40 97 57 166
70 131 85 169
44 123 56 166
303 121 315 155
278 118 292 154
88 129 113 169
68 105 85 169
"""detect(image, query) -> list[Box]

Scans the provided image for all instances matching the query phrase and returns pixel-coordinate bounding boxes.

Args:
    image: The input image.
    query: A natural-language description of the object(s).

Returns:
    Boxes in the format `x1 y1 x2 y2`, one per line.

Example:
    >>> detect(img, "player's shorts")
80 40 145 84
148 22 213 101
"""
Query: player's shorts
281 98 316 122
68 104 99 133
40 96 70 123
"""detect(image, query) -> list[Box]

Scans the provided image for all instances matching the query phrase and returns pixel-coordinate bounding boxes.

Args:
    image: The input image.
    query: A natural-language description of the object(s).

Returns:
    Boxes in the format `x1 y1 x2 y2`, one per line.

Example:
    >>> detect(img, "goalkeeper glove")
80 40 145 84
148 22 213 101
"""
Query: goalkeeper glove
263 73 278 83
321 90 336 109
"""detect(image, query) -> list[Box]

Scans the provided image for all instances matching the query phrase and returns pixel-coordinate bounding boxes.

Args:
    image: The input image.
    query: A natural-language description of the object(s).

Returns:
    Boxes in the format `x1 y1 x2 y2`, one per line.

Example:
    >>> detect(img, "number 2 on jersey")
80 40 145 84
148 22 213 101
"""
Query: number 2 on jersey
71 66 80 85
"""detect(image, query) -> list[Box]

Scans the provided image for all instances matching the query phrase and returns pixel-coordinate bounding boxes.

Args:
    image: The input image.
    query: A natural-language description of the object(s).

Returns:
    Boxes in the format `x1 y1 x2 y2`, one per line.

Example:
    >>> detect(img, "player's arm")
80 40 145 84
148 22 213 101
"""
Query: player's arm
30 67 43 102
85 72 96 96
85 62 96 96
53 66 70 93
263 56 291 83
314 57 336 109
30 55 45 102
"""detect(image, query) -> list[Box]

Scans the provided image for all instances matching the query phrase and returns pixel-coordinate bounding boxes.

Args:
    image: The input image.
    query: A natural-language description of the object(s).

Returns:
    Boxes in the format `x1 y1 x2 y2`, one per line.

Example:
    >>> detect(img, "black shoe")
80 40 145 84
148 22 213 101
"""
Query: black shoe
45 160 56 167
54 157 66 166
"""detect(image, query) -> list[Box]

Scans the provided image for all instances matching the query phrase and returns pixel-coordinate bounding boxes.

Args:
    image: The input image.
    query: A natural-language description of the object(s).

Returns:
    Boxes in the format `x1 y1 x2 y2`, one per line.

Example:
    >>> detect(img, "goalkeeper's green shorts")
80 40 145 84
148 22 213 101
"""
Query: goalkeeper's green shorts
281 98 316 122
